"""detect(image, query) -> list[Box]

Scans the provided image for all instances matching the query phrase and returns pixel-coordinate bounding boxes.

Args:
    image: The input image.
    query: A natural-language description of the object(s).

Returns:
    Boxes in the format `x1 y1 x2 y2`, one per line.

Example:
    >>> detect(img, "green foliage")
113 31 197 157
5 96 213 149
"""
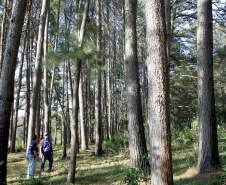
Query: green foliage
45 39 99 69
0 161 4 166
122 167 141 185
15 141 24 152
103 130 129 154
19 179 44 185
122 155 150 185
171 125 198 147
57 161 69 171
222 164 226 183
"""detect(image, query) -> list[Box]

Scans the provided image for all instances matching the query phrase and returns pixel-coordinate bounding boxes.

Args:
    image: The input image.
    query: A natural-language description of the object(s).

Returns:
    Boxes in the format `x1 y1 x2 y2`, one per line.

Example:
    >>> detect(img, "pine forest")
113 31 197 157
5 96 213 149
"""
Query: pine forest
0 0 225 184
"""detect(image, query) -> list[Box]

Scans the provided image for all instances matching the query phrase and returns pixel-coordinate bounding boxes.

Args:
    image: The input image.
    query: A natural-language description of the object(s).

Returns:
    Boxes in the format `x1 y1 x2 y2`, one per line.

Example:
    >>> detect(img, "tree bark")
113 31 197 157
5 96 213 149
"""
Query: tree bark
124 0 149 170
43 0 50 134
0 0 7 76
145 0 173 184
196 0 220 173
0 0 27 183
67 0 90 183
94 0 103 157
36 86 41 143
27 0 49 151
164 0 171 66
79 67 88 150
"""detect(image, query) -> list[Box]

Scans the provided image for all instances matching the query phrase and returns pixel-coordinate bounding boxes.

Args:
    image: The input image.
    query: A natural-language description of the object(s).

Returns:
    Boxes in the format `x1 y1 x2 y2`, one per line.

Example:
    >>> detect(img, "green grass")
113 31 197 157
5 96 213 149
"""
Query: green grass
7 131 225 185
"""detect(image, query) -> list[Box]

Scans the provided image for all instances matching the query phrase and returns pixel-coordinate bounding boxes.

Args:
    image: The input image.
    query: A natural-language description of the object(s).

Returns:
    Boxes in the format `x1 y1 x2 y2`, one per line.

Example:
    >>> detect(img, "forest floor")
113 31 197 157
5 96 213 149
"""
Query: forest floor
7 131 226 185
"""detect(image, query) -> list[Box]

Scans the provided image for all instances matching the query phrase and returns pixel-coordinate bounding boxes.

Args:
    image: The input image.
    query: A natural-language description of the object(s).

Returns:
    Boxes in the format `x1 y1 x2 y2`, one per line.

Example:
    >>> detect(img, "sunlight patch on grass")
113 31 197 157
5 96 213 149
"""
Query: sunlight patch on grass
174 167 197 181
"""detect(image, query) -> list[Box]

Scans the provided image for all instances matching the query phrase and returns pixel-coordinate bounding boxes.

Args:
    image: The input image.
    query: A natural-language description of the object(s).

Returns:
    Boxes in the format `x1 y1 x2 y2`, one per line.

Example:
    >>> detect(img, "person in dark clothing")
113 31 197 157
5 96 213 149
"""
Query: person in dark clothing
40 132 53 172
27 135 39 179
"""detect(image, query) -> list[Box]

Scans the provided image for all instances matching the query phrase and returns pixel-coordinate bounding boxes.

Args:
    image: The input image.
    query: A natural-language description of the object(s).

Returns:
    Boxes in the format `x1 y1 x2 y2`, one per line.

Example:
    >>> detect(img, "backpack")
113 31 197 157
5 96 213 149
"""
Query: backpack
43 138 53 153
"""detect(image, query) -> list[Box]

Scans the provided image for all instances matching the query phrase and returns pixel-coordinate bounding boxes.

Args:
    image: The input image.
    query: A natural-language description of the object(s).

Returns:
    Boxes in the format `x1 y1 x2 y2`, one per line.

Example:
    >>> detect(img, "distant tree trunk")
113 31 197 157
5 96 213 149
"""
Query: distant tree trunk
106 0 112 140
124 0 149 170
8 103 14 147
27 0 49 151
55 116 57 144
61 62 67 158
48 0 60 139
88 81 92 143
95 0 103 157
0 0 7 76
164 0 171 66
67 0 90 183
103 71 108 140
10 34 27 153
112 26 116 136
62 114 67 158
0 0 27 183
66 61 70 144
196 0 220 173
145 0 173 184
80 67 88 150
23 117 26 146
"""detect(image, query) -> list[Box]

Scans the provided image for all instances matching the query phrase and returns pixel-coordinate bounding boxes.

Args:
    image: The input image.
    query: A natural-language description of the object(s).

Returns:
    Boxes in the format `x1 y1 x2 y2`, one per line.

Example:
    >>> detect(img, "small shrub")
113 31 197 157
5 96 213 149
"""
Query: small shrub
122 167 141 185
122 155 151 185
222 164 226 184
103 130 129 154
171 125 198 147
15 141 24 152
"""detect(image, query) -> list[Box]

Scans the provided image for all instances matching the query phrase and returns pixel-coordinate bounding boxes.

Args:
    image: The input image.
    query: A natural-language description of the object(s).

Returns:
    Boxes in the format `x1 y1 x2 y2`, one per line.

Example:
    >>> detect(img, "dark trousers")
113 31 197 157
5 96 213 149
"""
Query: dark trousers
41 153 53 172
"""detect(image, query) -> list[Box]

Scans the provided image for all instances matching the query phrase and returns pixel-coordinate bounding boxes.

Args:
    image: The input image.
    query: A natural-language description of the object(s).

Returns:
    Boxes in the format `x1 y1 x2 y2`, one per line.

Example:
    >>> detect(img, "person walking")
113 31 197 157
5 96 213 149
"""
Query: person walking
40 132 53 172
27 135 39 179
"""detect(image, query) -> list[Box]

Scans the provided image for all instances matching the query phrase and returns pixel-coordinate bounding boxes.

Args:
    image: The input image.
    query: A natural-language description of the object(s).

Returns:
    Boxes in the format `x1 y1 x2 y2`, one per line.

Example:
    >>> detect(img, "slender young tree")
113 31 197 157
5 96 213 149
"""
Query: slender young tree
67 0 90 183
106 0 112 139
196 0 220 173
0 0 27 183
47 0 60 138
145 0 173 184
124 0 149 170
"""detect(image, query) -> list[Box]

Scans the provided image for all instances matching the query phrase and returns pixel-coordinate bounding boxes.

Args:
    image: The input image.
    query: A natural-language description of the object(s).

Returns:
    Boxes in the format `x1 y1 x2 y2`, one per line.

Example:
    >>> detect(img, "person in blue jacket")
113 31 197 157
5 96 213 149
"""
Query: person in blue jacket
27 135 39 179
40 132 53 172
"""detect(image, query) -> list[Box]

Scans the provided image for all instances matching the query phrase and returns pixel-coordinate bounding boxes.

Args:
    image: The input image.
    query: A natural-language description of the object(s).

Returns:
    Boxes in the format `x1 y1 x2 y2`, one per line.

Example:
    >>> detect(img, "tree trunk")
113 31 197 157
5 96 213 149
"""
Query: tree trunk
62 114 67 158
79 67 88 150
27 0 49 151
164 0 171 66
94 0 103 157
48 0 60 139
10 34 27 153
55 116 57 144
36 87 41 143
0 0 7 76
43 0 50 134
67 0 90 183
25 0 32 145
88 81 92 143
145 0 173 184
196 0 220 173
0 0 27 183
124 0 149 170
